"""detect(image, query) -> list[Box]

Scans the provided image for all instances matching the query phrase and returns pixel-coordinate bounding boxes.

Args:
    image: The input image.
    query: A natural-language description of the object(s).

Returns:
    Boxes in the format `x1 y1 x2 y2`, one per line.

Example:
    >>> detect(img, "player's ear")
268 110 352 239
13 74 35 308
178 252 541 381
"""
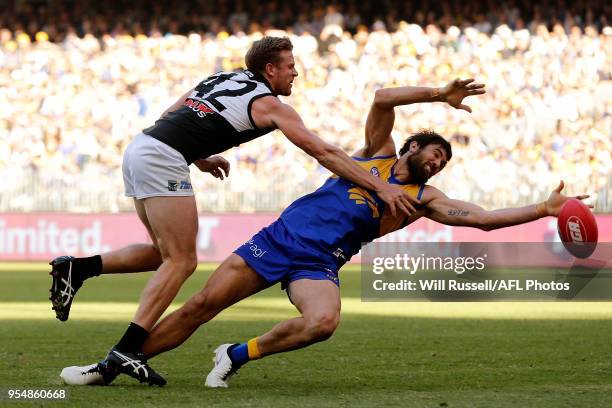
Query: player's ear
264 62 277 77
409 141 420 152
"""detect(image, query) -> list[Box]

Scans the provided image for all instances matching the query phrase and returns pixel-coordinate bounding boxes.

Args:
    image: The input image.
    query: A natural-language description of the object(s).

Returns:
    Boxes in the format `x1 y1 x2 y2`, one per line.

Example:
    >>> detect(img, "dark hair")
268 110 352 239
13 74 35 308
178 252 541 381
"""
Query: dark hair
399 129 452 161
245 36 293 73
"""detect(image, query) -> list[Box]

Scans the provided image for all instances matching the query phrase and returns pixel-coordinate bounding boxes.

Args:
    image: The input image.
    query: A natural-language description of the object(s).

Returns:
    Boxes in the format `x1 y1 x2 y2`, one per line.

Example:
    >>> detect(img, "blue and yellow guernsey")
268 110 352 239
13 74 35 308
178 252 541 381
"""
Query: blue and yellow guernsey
279 155 425 266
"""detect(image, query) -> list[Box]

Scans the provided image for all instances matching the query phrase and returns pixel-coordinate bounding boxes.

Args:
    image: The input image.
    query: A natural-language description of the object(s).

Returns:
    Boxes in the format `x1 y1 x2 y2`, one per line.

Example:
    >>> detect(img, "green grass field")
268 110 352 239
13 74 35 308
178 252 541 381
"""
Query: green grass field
1 263 612 407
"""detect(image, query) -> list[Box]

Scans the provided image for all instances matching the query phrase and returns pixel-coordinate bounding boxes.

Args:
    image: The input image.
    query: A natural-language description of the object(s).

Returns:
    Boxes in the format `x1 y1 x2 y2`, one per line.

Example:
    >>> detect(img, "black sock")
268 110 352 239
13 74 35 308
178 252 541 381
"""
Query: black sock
73 255 102 279
115 322 149 353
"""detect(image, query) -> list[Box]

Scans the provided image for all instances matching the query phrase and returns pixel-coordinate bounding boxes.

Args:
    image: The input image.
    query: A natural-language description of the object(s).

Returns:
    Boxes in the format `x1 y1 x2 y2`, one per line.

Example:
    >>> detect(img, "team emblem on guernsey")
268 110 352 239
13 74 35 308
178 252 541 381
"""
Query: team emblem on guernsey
347 187 380 218
168 180 179 191
371 167 380 177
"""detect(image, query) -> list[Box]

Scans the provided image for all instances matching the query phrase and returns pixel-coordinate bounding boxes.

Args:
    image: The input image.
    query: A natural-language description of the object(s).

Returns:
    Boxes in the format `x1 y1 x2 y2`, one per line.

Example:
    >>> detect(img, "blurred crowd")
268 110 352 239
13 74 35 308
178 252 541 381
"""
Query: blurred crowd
0 0 610 212
2 0 610 40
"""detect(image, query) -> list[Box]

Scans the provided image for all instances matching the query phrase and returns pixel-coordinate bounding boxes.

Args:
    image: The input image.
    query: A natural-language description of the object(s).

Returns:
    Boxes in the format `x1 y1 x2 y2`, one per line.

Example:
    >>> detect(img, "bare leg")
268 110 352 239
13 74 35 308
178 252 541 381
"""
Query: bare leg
143 254 268 358
256 279 341 356
202 278 340 388
131 195 199 330
100 199 162 274
94 196 202 385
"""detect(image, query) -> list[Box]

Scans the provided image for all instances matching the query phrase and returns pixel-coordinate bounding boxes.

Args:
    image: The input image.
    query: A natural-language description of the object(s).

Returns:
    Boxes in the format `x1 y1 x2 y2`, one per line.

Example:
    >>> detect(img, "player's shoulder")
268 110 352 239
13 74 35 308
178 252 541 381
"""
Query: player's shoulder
252 95 289 116
354 139 397 160
250 95 289 129
349 153 398 180
351 152 397 174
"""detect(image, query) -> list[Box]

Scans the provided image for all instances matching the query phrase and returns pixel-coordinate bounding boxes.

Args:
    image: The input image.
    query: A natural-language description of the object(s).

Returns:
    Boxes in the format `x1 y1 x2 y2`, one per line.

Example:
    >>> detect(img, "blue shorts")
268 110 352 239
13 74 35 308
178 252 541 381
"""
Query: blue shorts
234 219 340 289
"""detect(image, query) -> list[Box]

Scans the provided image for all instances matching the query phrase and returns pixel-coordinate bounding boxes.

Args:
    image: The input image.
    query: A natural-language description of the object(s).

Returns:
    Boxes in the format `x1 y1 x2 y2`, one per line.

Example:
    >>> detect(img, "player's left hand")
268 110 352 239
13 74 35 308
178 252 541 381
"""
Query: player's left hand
440 78 486 113
544 180 592 216
194 156 230 180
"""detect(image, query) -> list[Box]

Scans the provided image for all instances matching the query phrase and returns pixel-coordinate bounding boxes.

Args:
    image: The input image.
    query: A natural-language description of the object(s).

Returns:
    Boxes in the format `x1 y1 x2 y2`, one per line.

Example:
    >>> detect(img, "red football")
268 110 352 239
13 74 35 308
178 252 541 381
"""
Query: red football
557 198 598 258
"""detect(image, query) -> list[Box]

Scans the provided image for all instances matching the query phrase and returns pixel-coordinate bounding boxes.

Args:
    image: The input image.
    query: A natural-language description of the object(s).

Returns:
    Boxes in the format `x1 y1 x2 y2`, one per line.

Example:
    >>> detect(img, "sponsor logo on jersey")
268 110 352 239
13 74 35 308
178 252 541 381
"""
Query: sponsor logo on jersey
184 99 214 118
246 239 267 258
168 180 192 191
179 181 192 190
371 167 380 177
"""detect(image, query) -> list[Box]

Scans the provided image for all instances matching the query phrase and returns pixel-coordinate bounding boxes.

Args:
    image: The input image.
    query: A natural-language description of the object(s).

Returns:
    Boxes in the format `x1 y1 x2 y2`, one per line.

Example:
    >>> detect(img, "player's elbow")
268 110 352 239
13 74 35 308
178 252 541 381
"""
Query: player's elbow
291 131 332 162
478 224 495 232
373 88 393 109
475 213 495 231
312 144 340 167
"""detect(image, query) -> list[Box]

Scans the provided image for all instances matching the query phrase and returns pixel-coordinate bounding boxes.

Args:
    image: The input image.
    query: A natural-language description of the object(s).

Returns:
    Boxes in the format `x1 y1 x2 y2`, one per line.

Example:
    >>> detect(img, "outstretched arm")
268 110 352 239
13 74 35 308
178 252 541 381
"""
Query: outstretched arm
256 98 419 216
425 181 591 231
357 78 486 158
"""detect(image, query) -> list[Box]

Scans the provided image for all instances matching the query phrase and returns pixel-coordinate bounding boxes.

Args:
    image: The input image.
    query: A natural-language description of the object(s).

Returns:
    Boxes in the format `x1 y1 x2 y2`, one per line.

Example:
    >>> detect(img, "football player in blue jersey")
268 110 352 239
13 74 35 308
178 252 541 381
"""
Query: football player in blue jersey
60 77 589 387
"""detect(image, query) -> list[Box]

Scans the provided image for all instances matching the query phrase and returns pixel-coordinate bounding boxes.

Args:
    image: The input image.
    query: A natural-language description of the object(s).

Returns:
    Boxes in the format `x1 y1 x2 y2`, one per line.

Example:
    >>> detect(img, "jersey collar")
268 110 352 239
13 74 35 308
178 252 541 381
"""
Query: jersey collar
389 161 426 199
245 69 277 96
389 161 410 185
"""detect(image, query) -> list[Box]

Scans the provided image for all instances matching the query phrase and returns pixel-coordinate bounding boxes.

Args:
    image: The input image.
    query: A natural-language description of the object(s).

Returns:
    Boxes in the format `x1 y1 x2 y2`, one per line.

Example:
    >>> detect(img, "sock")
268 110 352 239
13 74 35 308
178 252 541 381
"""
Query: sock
73 255 103 280
228 337 261 369
115 322 149 352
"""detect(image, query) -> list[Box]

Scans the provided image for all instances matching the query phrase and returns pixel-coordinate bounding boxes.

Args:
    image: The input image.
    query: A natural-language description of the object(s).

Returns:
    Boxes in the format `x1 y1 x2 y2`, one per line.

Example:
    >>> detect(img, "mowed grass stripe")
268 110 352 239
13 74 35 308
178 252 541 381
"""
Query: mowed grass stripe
0 261 360 273
3 300 612 320
0 261 234 272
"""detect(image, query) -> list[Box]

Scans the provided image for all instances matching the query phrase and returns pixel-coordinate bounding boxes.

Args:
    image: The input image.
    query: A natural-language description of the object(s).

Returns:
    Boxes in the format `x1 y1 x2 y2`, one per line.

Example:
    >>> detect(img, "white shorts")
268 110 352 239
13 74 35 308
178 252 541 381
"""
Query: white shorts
122 132 194 199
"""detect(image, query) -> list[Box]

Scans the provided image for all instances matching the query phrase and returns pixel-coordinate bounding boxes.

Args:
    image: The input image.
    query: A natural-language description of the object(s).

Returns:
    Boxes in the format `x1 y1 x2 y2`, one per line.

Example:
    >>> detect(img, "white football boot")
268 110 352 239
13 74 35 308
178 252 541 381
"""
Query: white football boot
205 344 238 388
60 363 110 385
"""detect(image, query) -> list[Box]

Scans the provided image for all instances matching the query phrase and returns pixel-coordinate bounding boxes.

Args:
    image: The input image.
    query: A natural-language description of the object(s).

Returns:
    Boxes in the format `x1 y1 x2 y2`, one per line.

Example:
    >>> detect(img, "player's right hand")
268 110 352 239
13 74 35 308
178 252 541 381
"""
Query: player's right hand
440 78 486 113
376 183 420 217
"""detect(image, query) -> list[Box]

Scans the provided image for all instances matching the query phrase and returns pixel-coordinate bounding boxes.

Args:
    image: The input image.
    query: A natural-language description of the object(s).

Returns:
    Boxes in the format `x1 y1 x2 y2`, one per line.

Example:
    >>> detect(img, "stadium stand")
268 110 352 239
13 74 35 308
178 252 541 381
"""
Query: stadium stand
0 0 610 212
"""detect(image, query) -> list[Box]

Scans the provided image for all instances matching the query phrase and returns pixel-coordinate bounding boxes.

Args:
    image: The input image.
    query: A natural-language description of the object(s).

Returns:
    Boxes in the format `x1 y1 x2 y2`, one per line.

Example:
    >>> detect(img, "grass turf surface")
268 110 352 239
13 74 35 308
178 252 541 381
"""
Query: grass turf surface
1 263 612 407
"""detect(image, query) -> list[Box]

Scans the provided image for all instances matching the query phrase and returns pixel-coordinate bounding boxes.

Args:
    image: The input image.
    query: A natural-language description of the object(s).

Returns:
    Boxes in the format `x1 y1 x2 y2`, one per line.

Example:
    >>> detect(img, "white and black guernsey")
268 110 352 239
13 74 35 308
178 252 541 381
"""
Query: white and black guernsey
143 70 276 164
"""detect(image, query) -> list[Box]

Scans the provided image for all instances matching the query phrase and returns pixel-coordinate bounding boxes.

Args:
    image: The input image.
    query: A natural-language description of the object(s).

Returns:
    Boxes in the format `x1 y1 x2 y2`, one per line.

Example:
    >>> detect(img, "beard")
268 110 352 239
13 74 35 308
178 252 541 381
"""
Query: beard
406 152 431 184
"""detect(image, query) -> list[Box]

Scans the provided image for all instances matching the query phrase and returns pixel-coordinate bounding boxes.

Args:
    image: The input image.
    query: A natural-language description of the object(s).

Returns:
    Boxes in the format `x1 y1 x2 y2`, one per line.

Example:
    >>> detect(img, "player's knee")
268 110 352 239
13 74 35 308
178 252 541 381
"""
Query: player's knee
306 312 340 342
184 254 198 275
184 289 219 323
225 253 246 270
189 291 209 311
164 253 198 278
